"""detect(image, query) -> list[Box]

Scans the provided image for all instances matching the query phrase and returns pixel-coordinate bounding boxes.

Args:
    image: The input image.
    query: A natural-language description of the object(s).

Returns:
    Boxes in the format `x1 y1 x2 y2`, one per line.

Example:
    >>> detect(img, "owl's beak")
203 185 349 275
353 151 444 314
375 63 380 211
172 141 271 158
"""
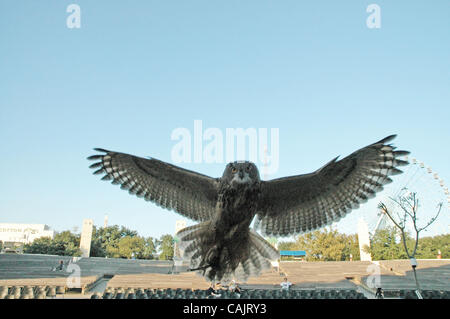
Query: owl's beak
232 169 251 185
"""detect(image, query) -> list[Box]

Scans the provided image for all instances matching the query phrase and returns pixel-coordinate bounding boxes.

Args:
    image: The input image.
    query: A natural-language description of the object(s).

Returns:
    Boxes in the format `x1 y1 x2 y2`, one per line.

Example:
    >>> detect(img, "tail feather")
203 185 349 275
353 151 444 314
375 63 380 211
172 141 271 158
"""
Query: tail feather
177 223 209 242
176 222 210 270
249 230 280 260
177 224 280 283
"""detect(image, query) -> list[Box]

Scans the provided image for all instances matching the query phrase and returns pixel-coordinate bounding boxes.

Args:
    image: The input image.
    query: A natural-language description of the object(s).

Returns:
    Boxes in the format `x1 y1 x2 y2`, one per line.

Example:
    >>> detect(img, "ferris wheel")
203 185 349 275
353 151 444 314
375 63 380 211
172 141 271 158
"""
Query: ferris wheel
366 156 450 238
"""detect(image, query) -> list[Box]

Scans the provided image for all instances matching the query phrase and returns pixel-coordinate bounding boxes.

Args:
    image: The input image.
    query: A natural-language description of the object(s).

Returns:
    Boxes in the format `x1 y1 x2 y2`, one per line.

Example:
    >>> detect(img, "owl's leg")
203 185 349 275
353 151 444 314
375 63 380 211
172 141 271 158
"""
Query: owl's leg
188 244 220 275
188 264 211 273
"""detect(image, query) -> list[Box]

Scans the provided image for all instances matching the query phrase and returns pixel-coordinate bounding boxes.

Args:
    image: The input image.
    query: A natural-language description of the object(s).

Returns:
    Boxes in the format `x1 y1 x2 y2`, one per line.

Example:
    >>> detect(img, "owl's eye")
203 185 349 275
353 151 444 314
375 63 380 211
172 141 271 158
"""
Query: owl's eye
231 167 238 173
246 166 251 171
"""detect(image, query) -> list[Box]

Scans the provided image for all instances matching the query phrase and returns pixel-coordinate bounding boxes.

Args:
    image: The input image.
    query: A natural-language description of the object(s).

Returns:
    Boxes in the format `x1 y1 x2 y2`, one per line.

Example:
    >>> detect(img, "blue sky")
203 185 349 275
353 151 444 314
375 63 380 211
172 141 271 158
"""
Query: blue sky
1 1 449 240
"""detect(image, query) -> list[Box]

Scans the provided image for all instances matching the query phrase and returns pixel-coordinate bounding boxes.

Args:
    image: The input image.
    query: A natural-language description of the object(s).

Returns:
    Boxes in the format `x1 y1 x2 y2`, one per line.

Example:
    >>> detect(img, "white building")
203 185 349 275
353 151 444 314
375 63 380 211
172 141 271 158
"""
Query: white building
79 219 94 258
0 223 54 245
357 218 372 262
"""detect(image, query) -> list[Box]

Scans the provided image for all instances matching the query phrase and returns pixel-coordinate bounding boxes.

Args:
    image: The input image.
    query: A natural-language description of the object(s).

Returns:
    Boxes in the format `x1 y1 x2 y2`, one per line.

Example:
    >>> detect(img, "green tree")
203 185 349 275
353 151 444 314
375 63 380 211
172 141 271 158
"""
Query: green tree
342 233 360 261
89 237 106 257
23 237 53 255
118 236 146 259
277 241 297 251
158 234 174 260
294 227 348 261
416 234 450 259
64 241 82 256
23 232 82 257
49 241 67 256
120 227 138 238
106 245 121 258
54 230 79 245
367 227 408 260
90 225 138 258
142 237 157 259
54 230 82 256
90 225 157 259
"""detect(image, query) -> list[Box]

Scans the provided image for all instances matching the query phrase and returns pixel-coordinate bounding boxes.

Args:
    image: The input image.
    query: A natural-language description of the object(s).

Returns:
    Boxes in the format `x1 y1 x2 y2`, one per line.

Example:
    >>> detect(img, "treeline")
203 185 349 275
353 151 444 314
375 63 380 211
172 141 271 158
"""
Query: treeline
23 225 174 260
22 224 449 261
278 226 449 261
21 231 82 256
277 228 360 261
366 227 449 260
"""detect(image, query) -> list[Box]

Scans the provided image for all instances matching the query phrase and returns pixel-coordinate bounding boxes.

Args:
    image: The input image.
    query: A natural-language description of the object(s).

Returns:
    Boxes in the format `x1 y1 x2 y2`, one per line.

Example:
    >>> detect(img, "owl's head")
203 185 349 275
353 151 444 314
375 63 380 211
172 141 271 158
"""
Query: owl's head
222 161 260 185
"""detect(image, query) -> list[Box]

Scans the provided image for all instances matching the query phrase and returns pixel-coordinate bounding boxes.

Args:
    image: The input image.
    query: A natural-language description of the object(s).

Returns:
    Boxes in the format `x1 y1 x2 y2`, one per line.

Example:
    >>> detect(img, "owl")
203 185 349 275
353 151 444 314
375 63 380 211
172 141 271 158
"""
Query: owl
88 135 409 283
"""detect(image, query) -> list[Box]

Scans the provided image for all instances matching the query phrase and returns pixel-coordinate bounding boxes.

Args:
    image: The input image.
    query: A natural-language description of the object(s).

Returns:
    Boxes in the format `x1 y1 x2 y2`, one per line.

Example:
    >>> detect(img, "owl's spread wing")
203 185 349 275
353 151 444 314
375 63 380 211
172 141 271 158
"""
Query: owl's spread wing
88 149 219 222
255 135 409 236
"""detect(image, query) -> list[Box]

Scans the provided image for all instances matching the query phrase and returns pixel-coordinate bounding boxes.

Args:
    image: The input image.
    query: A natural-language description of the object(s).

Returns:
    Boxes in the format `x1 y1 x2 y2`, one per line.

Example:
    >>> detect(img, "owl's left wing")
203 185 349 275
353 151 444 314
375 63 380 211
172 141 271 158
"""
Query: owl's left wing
255 135 409 236
88 149 219 222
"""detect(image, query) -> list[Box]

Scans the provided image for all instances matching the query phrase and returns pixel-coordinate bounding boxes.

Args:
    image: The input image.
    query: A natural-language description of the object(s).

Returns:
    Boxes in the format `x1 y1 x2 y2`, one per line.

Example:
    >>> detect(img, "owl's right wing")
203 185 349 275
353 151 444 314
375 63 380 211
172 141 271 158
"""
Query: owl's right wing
88 149 219 222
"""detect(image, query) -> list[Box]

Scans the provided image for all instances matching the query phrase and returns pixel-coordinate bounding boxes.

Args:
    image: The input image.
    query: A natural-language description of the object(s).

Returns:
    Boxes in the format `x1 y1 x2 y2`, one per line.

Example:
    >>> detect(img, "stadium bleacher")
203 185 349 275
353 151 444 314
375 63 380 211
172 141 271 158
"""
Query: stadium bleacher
0 253 177 280
0 284 66 299
0 254 448 299
90 287 368 299
0 282 448 299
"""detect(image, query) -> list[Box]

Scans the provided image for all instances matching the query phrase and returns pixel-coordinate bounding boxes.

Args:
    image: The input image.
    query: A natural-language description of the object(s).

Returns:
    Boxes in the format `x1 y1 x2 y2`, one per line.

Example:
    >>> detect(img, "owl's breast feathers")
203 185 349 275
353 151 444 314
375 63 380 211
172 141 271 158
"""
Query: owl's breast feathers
213 181 261 234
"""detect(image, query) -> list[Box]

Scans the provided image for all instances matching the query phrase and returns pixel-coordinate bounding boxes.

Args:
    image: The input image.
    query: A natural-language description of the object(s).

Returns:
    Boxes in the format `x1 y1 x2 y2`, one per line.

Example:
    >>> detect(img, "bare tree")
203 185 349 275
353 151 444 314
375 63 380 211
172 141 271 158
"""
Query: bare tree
378 188 442 298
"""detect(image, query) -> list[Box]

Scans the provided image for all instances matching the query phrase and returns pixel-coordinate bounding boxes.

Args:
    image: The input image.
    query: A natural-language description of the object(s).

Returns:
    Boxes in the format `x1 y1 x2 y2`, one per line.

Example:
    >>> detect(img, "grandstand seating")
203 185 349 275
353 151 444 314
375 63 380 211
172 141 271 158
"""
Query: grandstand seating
2 283 447 299
0 285 66 299
0 254 178 280
1 254 448 299
397 289 450 299
360 260 450 291
378 259 448 275
89 287 368 299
